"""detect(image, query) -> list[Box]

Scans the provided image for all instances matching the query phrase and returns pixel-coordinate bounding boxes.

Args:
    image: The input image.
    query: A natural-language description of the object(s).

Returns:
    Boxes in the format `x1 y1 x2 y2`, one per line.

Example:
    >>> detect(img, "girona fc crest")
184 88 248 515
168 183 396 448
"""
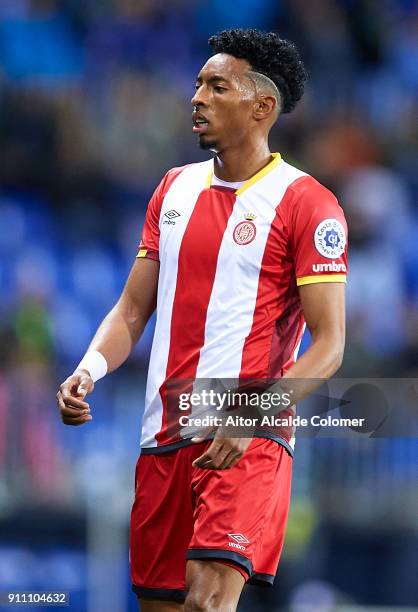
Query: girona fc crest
233 220 256 245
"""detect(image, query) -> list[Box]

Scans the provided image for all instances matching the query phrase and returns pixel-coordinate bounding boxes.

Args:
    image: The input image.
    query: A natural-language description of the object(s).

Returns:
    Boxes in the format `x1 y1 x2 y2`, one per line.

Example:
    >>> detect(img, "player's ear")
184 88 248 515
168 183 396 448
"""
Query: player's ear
253 95 277 122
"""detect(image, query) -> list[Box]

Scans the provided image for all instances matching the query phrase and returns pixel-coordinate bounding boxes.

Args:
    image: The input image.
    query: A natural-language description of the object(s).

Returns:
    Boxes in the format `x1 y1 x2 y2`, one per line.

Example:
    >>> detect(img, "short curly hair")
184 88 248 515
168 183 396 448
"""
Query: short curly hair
208 28 307 114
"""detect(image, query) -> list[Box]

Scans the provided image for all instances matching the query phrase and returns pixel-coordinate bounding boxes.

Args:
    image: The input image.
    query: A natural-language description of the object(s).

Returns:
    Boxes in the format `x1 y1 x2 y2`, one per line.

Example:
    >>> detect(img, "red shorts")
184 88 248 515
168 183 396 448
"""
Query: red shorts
130 438 292 602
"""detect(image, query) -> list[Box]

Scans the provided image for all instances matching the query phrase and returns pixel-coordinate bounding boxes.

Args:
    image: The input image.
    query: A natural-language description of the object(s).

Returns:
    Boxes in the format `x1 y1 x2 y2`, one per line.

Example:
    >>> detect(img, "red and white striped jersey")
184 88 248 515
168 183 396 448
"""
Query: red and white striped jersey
137 154 348 453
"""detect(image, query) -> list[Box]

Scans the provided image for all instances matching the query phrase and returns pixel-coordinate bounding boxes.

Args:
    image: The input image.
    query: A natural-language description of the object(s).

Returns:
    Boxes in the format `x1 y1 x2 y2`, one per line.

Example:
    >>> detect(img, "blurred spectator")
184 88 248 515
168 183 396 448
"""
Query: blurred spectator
0 0 84 87
342 165 412 359
193 0 281 38
86 0 194 77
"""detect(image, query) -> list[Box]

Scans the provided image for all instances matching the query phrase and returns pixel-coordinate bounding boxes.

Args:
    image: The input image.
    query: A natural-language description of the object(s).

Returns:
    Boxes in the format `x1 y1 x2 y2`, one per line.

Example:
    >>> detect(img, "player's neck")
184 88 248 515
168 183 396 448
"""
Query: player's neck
213 142 273 183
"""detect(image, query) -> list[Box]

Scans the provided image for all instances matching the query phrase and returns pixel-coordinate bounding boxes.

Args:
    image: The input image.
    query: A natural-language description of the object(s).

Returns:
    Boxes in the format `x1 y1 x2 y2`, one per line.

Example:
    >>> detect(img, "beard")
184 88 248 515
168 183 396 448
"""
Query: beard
198 136 218 151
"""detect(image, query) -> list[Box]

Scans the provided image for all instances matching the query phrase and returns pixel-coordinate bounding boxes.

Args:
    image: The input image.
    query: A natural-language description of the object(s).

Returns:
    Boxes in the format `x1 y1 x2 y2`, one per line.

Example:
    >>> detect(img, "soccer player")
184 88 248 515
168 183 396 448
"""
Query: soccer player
57 29 347 612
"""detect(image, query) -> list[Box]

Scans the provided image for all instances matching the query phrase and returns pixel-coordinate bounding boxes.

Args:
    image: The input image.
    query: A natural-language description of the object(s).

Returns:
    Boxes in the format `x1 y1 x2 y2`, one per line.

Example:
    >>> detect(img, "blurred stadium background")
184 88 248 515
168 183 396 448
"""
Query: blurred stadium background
0 0 417 610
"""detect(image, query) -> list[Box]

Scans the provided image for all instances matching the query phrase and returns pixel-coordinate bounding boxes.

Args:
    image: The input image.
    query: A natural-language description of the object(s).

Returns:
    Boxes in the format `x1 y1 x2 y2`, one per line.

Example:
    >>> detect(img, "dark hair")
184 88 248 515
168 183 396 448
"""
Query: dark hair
208 28 307 114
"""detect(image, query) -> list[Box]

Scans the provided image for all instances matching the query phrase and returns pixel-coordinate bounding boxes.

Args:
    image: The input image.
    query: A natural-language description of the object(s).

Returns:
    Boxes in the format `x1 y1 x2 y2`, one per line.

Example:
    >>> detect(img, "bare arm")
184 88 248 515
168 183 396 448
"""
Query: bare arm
56 257 159 425
281 281 346 400
85 257 159 371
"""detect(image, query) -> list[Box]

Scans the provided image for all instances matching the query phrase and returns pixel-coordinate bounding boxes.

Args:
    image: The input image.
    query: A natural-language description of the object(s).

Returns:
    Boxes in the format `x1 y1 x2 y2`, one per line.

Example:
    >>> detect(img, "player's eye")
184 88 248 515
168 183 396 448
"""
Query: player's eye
214 86 226 92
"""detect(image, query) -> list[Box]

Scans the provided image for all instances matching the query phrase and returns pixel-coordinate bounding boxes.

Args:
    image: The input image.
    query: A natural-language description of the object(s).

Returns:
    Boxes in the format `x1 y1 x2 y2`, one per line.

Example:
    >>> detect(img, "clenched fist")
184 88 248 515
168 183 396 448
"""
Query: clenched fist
56 369 94 426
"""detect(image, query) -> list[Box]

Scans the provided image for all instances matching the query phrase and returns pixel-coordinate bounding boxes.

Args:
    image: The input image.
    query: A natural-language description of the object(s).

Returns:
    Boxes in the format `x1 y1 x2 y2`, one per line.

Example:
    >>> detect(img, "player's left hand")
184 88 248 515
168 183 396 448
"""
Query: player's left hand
191 428 253 470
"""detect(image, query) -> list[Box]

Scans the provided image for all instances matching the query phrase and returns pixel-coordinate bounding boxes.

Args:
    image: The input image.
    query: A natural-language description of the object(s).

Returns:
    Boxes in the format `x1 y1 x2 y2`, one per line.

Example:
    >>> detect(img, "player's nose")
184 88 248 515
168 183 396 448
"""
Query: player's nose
191 86 207 108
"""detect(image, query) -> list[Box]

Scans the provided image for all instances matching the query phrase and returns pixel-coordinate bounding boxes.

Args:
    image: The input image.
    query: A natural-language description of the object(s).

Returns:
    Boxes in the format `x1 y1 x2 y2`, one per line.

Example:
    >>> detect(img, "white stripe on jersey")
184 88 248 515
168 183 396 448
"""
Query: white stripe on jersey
142 160 212 447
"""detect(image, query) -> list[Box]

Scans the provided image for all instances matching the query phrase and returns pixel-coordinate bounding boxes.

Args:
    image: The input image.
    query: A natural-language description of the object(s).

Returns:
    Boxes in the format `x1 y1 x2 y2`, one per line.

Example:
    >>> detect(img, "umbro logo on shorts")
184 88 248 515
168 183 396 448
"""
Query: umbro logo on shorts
228 533 250 544
228 533 250 551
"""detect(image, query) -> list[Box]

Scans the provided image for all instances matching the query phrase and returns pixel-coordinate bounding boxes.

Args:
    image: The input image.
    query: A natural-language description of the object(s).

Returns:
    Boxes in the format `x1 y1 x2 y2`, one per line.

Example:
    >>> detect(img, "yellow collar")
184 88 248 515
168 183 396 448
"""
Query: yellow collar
205 152 281 195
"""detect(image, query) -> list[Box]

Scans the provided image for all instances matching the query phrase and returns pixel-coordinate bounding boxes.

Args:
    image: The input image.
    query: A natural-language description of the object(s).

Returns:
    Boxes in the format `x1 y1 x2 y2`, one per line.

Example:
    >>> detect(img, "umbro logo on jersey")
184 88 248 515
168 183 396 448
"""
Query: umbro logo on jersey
163 209 181 225
312 262 347 273
165 209 181 219
228 533 250 551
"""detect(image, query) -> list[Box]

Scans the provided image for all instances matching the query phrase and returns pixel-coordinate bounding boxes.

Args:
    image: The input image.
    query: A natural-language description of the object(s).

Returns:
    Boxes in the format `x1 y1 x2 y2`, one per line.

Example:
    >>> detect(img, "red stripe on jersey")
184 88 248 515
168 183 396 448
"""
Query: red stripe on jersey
239 183 303 381
139 165 189 257
157 187 237 445
268 305 305 377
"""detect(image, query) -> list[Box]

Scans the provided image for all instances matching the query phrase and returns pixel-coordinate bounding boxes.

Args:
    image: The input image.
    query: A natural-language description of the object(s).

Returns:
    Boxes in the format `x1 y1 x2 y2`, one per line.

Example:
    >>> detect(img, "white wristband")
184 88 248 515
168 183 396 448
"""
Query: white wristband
76 350 108 383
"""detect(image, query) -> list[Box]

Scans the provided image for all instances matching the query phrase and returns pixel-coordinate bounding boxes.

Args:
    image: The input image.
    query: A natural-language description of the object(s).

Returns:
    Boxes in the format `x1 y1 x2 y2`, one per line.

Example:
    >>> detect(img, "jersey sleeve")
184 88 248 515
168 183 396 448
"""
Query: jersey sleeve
137 166 187 261
288 176 348 286
136 176 166 261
